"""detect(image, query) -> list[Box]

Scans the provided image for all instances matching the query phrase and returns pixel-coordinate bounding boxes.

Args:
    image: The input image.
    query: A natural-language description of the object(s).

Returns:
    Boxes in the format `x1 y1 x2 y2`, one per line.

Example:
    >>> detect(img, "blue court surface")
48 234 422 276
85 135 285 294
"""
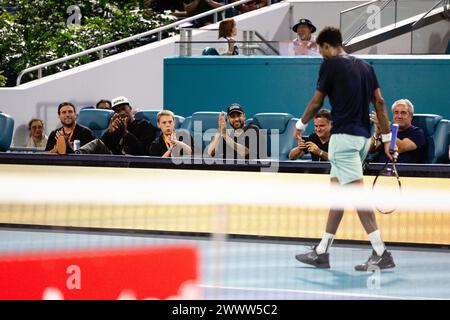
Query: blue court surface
1 228 449 300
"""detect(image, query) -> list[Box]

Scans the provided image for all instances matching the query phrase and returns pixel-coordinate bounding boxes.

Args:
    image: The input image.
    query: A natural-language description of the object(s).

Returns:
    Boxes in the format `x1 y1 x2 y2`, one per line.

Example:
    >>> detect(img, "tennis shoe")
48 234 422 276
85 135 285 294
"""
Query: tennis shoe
295 246 330 269
354 250 395 271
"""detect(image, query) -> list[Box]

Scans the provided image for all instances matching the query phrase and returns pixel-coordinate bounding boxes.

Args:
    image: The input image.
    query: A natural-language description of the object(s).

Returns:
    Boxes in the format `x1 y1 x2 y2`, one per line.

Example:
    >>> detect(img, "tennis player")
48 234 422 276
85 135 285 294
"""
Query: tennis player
293 27 396 271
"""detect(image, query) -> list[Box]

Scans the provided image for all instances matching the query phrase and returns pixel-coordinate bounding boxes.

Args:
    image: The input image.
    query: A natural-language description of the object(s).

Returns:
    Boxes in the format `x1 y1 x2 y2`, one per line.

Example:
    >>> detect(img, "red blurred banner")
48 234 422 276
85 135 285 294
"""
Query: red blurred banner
0 246 200 300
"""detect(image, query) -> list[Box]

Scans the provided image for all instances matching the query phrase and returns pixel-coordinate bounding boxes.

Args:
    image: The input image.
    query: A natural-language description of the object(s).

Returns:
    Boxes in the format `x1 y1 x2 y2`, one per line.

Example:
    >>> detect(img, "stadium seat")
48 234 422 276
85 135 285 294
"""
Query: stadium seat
412 113 443 163
202 47 220 56
0 112 15 152
184 111 221 151
135 111 185 137
431 119 450 164
77 109 114 138
252 113 294 159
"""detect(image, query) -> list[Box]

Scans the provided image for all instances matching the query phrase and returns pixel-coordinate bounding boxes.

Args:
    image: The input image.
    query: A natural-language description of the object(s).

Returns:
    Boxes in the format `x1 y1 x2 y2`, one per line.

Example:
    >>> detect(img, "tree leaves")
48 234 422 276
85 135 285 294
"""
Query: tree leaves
0 0 176 86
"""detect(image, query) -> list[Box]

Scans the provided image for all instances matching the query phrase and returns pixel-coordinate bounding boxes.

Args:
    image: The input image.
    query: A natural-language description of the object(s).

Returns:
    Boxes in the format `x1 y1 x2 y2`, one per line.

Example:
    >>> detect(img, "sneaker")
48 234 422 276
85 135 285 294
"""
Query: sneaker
295 247 330 269
354 250 395 271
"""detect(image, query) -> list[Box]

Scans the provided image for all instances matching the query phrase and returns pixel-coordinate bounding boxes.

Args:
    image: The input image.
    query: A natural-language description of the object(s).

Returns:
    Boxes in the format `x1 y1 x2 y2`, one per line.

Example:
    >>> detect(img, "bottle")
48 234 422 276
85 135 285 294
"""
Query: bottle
73 140 81 151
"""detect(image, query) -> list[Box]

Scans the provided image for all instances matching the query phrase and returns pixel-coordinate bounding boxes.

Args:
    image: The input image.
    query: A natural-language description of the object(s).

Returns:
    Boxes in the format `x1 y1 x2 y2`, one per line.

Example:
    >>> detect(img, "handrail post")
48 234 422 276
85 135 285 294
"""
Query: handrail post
249 30 255 55
243 30 249 56
99 49 104 59
37 68 42 79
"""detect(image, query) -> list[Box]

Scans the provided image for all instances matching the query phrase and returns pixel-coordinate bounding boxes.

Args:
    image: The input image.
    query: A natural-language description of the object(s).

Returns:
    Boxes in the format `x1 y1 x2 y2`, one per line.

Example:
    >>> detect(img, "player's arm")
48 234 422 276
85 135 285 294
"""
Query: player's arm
293 90 325 138
372 88 394 159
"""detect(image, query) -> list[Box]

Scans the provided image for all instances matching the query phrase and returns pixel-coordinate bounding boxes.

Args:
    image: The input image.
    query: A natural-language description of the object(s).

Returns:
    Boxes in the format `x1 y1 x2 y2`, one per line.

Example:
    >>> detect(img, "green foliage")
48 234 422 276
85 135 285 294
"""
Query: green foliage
0 70 6 87
0 0 176 86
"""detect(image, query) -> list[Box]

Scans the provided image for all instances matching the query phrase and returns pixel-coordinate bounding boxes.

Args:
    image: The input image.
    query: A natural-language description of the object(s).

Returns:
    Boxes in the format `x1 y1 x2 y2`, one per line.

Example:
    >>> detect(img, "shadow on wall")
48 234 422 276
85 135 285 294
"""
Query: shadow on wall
428 30 450 53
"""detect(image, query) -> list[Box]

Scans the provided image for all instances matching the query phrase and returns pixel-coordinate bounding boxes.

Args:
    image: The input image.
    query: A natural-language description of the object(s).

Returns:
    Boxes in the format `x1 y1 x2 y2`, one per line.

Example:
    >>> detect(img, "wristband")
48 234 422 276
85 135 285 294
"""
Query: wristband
295 119 307 131
381 133 392 143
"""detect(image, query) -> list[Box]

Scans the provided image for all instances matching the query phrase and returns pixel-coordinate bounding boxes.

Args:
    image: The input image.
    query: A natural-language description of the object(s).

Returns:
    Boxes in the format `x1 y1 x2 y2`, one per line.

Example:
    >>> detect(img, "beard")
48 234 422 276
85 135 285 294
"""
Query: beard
61 117 75 127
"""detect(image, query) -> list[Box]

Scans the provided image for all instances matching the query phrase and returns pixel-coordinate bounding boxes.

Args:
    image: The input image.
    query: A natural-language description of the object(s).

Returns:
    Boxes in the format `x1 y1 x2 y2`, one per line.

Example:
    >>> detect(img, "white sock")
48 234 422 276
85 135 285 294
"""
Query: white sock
368 230 386 256
316 232 335 254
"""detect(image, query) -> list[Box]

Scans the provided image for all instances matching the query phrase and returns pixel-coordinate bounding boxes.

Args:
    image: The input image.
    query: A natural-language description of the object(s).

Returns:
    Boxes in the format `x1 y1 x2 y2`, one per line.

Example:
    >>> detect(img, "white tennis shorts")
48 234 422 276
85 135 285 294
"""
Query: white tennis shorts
328 133 371 185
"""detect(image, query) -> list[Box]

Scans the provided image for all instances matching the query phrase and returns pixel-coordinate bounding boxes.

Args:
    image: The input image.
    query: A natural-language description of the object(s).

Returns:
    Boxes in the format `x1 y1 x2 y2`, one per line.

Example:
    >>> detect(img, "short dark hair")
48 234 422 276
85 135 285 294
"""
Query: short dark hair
314 109 331 122
96 99 112 109
316 27 343 48
57 102 76 114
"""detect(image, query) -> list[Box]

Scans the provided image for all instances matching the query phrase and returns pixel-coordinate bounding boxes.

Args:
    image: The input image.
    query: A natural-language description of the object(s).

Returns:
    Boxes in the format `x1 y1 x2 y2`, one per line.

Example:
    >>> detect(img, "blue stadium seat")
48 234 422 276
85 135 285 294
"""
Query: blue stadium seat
431 119 450 164
181 116 192 130
0 112 15 152
134 110 159 128
252 113 294 159
202 47 219 56
77 109 114 138
412 113 443 163
135 111 185 138
184 112 221 151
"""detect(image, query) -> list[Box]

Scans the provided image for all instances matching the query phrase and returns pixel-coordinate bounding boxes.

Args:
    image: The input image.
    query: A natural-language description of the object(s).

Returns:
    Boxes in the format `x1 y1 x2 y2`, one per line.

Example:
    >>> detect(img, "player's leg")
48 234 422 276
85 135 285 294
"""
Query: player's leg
295 136 343 269
350 140 395 271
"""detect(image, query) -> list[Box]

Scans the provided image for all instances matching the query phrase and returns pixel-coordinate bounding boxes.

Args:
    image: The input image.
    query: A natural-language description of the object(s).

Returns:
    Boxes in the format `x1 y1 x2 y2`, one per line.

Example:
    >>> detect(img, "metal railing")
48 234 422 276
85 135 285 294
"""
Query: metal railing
16 0 275 86
410 0 450 53
341 0 396 45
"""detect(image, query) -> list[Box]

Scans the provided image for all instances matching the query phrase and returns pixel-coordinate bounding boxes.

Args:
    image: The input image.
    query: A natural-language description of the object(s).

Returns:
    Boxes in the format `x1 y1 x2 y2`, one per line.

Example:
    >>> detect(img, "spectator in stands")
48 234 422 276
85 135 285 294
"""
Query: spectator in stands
183 0 225 28
292 18 319 56
207 103 260 159
369 98 425 163
147 0 187 18
45 102 95 154
289 109 331 161
148 110 192 157
26 118 48 148
77 96 156 155
96 99 112 110
216 18 239 55
233 0 267 14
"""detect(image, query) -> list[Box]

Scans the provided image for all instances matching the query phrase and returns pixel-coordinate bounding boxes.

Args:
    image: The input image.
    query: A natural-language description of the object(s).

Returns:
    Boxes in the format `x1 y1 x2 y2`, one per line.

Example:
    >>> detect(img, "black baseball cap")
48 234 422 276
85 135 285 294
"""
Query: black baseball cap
292 18 316 33
227 103 244 116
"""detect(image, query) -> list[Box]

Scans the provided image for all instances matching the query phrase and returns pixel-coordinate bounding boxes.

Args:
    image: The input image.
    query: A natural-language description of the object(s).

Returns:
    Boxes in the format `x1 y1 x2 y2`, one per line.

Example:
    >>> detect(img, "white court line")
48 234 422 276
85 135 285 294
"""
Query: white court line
199 284 447 300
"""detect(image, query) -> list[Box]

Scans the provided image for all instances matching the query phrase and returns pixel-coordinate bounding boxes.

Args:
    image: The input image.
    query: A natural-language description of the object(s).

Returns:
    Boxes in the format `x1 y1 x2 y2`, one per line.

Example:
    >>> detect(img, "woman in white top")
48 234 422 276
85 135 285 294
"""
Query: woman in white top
216 18 239 56
26 118 48 148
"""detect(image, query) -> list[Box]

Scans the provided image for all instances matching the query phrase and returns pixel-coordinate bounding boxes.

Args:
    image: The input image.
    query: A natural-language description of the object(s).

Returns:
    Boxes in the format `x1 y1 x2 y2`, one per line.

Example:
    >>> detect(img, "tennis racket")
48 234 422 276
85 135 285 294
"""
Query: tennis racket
372 124 402 214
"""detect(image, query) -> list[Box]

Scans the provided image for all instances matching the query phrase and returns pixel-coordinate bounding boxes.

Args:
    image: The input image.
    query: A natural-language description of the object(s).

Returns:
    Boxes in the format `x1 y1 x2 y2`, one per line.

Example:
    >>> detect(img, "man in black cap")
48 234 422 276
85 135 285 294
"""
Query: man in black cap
207 103 261 159
292 18 319 55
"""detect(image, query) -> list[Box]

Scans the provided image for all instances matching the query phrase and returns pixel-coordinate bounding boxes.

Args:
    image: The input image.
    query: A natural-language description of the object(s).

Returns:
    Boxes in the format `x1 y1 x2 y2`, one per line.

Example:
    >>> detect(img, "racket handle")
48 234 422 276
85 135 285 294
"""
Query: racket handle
389 123 399 153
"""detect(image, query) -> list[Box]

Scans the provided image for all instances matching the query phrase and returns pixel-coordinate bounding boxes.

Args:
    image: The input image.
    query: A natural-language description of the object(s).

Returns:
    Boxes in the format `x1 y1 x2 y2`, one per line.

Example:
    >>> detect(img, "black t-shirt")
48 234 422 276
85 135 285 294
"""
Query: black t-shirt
45 123 95 153
101 119 156 156
376 125 426 163
214 124 261 159
303 133 329 161
317 55 379 138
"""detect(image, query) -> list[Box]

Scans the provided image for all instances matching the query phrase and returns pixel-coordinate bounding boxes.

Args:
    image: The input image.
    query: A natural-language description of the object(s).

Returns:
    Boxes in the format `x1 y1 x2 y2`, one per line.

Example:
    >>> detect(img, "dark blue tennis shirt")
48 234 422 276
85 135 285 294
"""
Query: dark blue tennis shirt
317 55 379 138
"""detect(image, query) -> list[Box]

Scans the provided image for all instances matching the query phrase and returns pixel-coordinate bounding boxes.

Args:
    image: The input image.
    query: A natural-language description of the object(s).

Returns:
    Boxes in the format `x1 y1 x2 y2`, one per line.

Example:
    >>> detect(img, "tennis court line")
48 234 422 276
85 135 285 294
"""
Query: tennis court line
199 284 446 300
